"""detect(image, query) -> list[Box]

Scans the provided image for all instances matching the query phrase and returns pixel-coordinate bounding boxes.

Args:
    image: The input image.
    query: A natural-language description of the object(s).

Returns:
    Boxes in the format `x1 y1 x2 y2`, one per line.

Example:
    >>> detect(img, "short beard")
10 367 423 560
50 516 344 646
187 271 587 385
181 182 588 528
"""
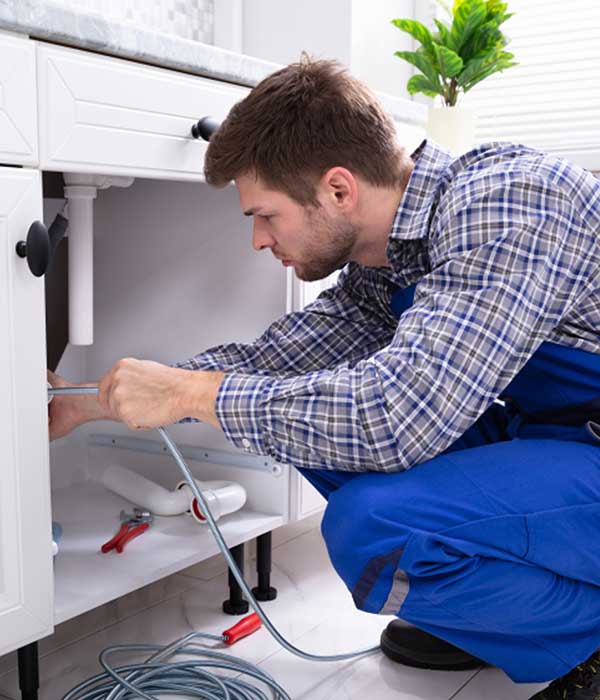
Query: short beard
298 207 357 282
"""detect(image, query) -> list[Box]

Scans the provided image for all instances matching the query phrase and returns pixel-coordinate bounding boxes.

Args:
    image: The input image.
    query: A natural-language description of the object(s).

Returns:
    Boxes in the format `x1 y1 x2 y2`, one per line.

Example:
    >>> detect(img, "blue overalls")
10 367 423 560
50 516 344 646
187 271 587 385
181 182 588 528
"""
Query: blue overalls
298 283 600 683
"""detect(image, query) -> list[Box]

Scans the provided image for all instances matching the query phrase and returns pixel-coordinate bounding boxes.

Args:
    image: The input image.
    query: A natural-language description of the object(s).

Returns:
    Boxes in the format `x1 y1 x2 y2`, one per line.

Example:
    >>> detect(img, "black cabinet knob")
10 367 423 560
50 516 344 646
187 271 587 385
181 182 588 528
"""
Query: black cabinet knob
191 116 220 141
16 221 50 277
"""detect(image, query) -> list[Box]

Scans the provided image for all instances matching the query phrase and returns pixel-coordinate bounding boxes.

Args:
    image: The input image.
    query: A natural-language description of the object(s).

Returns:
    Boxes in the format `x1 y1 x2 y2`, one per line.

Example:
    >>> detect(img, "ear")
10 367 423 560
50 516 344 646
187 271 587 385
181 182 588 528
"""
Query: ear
320 167 358 213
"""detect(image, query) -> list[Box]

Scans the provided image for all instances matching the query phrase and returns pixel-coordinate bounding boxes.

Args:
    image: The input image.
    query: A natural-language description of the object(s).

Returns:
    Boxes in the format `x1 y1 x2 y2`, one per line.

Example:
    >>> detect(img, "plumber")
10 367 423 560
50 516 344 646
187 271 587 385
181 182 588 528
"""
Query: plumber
48 54 600 700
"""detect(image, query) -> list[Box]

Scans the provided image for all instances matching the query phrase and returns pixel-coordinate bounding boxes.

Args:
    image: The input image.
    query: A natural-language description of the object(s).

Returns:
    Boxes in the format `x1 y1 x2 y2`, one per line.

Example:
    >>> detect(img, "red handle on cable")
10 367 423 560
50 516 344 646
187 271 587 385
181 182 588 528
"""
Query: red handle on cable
222 613 262 645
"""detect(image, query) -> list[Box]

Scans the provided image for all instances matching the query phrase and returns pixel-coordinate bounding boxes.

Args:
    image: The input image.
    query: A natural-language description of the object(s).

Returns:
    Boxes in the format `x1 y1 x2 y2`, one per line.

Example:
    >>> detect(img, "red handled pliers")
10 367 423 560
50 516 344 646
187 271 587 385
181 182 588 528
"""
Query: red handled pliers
101 508 153 554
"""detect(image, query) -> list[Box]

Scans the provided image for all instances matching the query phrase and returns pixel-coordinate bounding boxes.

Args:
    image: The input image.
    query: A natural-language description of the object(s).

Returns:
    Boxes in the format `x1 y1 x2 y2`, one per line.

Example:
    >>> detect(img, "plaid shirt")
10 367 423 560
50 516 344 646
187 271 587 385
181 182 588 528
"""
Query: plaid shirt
172 139 600 473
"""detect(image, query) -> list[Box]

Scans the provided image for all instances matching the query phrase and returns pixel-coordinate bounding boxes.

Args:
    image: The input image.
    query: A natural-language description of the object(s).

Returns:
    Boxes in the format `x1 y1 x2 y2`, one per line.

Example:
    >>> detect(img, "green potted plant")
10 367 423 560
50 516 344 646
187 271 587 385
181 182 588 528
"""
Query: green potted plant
392 0 518 154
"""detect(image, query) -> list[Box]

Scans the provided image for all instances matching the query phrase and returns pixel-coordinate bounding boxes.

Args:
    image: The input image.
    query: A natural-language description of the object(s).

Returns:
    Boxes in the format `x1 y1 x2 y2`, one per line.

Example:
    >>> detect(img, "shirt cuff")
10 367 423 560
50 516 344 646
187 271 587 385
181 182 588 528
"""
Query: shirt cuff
215 372 277 456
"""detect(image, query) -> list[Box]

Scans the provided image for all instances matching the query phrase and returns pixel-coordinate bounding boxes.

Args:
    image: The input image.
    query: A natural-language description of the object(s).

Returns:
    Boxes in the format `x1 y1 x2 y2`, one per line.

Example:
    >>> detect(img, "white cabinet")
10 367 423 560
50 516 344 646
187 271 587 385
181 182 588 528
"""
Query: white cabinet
0 33 38 166
0 167 53 655
37 43 249 181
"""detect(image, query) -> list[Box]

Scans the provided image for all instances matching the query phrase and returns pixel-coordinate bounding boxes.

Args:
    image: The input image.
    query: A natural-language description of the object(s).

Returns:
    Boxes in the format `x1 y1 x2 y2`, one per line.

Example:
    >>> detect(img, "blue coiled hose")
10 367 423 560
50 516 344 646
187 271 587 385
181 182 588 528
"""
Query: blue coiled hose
48 386 380 699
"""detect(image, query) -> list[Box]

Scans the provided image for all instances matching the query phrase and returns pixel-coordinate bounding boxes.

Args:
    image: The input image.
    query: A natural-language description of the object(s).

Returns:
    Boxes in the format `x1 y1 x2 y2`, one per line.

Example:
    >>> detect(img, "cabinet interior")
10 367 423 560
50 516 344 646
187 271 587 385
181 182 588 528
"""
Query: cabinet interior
44 176 289 624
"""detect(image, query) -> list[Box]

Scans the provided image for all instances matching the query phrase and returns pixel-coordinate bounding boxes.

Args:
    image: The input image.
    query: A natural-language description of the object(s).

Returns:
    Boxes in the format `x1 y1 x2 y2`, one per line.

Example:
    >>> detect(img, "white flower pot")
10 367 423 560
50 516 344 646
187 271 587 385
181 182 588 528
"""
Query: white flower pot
426 105 478 156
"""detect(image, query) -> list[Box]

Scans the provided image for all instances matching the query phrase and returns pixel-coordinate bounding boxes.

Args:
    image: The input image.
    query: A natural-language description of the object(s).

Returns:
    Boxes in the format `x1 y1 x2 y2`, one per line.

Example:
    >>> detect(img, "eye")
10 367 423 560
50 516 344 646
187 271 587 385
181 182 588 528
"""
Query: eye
260 214 273 222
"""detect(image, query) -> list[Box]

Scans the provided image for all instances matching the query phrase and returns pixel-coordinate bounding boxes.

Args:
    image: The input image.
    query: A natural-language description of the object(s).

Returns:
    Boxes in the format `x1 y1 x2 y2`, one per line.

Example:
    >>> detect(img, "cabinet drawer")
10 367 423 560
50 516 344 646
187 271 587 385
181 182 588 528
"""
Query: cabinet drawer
0 32 38 166
36 43 249 180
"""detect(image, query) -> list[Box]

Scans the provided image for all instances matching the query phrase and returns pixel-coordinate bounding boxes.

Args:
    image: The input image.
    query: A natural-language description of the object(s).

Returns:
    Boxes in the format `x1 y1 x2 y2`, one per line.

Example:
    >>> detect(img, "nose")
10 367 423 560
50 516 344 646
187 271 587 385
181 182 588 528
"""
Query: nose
252 221 276 252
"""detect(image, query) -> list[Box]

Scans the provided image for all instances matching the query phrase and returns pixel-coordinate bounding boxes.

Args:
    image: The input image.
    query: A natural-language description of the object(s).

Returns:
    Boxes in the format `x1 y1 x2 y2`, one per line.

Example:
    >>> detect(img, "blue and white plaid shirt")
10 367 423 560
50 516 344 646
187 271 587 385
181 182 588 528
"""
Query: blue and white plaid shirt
172 139 600 473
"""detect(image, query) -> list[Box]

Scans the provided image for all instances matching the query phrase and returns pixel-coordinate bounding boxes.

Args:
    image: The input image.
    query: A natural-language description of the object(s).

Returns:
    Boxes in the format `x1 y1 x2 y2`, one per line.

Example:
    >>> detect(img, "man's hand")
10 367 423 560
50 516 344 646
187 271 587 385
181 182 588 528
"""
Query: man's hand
47 369 113 441
97 358 224 431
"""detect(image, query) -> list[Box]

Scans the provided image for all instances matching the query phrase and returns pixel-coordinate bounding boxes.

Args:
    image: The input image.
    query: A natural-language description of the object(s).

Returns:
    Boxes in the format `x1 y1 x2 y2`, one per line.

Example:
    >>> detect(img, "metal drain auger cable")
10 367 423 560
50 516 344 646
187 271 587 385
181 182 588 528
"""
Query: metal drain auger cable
49 386 380 698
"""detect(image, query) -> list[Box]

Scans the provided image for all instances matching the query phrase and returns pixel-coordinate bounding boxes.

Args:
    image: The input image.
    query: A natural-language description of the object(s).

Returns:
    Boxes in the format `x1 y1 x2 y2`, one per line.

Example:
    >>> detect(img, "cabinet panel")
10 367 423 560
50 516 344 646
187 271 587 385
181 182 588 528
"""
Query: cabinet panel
37 43 249 180
0 32 38 166
0 168 53 654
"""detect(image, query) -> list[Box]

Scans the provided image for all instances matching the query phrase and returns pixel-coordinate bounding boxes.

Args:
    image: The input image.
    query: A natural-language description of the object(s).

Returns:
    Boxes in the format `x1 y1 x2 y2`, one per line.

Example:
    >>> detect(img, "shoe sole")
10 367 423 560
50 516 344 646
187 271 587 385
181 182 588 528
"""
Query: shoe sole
380 629 486 671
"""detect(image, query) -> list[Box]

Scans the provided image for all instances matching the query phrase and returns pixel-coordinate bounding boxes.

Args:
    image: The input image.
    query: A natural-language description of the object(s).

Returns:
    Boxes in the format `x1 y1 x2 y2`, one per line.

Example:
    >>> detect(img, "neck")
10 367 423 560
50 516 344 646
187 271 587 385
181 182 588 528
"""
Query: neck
349 156 415 267
349 177 412 267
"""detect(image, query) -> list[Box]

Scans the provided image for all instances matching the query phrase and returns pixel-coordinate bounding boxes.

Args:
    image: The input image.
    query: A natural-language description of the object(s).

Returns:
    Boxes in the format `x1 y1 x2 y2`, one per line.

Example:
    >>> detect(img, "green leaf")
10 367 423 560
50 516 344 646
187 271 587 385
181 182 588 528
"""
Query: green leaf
433 18 455 50
450 0 488 54
394 49 440 86
458 51 517 92
486 0 507 17
406 74 444 98
460 18 503 63
432 44 464 79
485 0 513 25
391 18 436 59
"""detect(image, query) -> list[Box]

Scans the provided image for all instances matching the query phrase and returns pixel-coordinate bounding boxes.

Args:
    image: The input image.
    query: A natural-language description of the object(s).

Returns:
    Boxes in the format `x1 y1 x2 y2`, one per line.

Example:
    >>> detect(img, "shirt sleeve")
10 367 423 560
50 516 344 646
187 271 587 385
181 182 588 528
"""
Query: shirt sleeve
172 263 399 423
216 173 598 471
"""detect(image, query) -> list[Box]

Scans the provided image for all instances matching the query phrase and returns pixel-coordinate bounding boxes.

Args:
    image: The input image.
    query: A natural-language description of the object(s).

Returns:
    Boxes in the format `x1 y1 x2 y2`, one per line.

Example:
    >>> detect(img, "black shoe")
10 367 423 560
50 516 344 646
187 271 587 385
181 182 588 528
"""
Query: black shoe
528 649 600 699
380 620 487 671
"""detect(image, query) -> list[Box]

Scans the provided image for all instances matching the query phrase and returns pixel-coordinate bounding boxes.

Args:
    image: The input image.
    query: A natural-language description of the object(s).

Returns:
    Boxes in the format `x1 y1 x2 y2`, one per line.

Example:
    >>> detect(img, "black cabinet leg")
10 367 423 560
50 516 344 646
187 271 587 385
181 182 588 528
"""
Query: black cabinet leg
222 543 249 615
17 642 39 700
252 531 277 601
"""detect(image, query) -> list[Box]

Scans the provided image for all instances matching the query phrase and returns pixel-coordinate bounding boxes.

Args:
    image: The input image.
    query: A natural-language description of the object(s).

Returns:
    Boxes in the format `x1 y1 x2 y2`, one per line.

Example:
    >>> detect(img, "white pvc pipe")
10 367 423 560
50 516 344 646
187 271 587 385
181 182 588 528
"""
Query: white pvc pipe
63 174 134 347
63 185 96 345
100 464 246 523
101 464 189 516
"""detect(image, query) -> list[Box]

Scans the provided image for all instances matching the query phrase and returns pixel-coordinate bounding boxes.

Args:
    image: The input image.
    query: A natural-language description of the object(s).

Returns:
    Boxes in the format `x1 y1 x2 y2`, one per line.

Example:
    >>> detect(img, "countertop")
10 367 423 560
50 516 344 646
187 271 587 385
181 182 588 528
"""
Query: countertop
0 0 426 126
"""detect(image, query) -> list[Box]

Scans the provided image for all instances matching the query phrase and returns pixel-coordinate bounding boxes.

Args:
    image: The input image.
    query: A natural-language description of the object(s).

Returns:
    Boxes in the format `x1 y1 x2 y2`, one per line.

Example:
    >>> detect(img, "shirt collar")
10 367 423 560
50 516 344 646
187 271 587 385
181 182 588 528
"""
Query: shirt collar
388 139 453 244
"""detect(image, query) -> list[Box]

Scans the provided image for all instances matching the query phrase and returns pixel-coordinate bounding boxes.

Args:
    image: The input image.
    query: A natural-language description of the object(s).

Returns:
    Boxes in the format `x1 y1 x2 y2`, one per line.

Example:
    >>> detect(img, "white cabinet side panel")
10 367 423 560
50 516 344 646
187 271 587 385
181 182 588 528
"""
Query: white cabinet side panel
0 168 53 654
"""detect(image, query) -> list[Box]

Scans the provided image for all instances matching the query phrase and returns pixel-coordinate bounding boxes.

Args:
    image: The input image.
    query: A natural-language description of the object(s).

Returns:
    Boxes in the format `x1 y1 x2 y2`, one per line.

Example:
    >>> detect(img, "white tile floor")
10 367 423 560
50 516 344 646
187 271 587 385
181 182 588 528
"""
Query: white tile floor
0 514 548 699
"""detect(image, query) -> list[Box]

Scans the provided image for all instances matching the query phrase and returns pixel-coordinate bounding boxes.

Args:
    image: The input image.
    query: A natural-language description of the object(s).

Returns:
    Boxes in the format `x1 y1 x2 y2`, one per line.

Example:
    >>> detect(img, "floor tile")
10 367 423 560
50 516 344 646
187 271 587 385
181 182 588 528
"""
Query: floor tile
454 667 547 700
255 612 479 700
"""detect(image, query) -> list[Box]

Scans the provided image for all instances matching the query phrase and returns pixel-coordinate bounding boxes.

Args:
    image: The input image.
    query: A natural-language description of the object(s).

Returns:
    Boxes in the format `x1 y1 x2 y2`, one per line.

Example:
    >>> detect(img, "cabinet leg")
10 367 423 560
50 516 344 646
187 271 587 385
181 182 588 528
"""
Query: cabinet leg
222 543 249 615
17 642 39 700
252 531 278 601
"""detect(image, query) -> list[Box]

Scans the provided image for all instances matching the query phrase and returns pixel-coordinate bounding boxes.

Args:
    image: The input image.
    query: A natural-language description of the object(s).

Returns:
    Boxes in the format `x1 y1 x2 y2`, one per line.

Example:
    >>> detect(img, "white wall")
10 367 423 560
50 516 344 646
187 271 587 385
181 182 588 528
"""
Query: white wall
350 0 415 96
241 0 415 98
242 0 353 66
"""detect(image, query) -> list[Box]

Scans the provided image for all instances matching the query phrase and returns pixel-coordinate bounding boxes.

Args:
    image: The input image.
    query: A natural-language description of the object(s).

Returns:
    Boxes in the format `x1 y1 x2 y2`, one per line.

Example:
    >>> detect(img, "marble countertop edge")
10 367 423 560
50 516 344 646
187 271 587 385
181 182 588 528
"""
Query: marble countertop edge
0 0 281 87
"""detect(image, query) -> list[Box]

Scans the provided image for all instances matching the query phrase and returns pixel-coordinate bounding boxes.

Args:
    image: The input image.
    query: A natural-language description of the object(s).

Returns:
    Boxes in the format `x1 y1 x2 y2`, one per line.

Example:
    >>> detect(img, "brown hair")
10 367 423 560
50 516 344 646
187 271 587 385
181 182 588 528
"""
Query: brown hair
204 53 412 207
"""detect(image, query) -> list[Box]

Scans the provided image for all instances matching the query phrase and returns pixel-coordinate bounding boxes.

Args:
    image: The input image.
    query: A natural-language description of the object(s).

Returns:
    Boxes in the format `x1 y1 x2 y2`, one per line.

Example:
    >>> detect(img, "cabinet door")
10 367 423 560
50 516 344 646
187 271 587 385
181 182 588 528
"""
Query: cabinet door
0 167 53 654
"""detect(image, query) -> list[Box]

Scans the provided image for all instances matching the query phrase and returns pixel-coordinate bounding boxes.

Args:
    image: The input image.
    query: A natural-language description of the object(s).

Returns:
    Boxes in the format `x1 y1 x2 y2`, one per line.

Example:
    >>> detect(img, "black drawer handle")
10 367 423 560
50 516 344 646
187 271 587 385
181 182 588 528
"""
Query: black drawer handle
191 116 221 141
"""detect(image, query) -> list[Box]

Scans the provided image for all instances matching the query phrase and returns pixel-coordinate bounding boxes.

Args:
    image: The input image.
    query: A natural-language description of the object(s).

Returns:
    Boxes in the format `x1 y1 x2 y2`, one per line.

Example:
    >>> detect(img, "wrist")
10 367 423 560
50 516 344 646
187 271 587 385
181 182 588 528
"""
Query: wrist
177 369 224 428
75 381 115 423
